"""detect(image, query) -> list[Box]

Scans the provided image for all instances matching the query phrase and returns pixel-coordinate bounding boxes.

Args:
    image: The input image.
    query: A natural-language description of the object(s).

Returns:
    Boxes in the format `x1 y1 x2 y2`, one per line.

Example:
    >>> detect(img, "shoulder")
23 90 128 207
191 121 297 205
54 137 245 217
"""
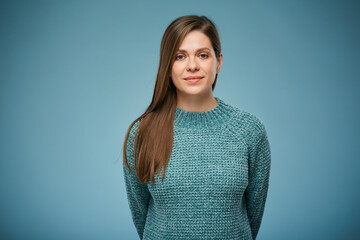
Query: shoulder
125 118 142 151
222 100 267 147
124 119 141 169
229 105 266 134
128 119 141 138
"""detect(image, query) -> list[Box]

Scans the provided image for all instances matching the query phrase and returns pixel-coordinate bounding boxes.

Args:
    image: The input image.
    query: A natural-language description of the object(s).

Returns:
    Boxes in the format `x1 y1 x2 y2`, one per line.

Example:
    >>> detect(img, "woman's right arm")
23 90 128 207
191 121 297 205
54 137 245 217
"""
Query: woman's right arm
123 123 151 239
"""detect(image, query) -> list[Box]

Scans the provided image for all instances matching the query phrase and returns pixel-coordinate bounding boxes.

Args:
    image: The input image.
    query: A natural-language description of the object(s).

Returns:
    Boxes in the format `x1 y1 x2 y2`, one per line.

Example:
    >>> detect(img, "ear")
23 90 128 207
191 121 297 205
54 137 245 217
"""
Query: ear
216 52 223 74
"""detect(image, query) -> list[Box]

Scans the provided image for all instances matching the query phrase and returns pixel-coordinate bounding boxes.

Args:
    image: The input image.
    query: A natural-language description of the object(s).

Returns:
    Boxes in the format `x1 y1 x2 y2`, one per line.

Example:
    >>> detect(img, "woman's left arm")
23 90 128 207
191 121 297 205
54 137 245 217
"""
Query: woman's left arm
245 123 271 240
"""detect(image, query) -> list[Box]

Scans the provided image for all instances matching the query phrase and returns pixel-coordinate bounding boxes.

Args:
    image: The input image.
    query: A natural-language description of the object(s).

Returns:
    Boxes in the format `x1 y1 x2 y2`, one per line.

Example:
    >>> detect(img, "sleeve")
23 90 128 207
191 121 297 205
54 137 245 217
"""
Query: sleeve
245 123 271 240
123 124 151 239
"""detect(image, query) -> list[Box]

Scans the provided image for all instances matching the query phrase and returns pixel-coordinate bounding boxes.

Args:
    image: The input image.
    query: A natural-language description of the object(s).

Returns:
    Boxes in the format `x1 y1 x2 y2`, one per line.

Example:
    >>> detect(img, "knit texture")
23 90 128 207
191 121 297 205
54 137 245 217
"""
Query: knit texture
123 97 271 240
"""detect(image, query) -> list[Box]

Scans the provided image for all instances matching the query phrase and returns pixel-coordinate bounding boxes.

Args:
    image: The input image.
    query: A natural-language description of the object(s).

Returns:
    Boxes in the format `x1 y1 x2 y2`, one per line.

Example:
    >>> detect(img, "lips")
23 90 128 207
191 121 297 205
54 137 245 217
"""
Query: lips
184 76 203 80
184 76 203 84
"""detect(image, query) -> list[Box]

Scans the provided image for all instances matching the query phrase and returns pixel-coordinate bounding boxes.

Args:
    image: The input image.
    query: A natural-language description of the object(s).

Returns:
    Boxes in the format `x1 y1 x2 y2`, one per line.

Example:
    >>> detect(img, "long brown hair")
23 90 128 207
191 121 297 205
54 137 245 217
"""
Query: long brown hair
123 15 222 184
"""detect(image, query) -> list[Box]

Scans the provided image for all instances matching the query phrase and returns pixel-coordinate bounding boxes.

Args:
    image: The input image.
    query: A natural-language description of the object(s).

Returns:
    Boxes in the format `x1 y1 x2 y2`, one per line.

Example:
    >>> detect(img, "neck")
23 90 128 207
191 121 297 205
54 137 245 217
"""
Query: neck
176 92 218 112
174 97 233 129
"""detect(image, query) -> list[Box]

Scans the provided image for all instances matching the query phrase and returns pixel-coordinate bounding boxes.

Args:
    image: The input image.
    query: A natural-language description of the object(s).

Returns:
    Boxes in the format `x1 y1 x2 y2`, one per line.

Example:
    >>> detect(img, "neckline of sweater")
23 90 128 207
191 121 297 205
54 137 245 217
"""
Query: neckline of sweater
174 97 233 129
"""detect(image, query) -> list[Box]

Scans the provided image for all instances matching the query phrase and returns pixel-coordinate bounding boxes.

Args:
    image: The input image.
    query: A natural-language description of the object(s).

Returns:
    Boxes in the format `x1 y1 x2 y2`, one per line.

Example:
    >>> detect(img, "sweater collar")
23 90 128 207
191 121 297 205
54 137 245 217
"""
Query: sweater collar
174 97 233 129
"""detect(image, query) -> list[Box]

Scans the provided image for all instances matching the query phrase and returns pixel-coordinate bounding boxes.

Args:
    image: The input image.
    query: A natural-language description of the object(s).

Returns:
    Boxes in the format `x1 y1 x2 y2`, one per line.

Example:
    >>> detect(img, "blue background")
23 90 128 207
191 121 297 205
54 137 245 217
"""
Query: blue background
1 0 360 239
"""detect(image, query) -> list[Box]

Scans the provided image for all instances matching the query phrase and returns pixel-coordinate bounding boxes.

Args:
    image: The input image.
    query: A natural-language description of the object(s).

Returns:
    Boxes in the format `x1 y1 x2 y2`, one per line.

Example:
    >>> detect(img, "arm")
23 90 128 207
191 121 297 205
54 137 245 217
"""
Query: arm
245 124 271 239
123 125 151 239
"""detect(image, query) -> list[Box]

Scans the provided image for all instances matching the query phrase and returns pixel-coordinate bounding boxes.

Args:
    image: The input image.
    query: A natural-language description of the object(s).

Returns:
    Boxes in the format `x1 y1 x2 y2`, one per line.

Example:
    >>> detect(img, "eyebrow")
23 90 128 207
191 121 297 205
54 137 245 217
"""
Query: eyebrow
177 47 212 53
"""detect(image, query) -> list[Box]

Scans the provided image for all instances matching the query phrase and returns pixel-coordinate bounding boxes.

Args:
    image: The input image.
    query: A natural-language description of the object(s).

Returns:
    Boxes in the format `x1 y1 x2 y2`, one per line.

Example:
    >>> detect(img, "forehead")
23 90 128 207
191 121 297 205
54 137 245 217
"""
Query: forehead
178 30 212 50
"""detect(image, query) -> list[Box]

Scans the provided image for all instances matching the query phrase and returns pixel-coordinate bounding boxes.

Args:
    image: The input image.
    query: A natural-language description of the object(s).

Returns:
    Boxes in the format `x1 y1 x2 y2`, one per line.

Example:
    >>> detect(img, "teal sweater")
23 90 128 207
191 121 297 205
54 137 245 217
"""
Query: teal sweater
123 97 271 240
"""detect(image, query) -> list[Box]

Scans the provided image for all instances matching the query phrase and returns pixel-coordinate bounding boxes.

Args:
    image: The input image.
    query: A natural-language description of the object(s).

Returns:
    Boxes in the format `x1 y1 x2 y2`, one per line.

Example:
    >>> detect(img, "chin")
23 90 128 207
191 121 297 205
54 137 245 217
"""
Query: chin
178 88 209 97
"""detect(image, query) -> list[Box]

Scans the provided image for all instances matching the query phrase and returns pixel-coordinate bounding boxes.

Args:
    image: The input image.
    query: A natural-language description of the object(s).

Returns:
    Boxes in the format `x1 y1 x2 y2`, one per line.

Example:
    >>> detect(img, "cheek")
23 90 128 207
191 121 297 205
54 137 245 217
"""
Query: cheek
204 62 217 75
171 65 182 87
172 63 184 76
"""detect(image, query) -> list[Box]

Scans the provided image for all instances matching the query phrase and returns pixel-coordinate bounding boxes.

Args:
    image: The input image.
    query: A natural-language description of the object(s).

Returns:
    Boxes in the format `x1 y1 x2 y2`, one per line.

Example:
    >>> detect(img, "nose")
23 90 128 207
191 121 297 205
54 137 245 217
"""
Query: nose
186 56 199 72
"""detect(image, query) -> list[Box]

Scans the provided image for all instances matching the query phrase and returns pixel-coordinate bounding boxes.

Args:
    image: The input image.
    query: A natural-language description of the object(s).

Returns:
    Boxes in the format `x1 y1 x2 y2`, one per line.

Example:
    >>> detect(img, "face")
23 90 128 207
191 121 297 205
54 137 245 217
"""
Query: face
171 30 222 99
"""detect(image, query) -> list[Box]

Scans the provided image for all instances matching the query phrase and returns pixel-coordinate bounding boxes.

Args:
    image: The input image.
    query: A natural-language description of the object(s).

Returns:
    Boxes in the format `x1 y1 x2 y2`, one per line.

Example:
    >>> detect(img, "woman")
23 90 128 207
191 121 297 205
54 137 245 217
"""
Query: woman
123 15 271 240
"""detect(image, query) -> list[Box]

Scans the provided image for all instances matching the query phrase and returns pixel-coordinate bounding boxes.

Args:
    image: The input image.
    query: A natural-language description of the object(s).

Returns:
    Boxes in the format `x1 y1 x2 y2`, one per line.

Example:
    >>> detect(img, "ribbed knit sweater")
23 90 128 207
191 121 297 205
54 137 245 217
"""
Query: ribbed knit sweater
123 97 271 240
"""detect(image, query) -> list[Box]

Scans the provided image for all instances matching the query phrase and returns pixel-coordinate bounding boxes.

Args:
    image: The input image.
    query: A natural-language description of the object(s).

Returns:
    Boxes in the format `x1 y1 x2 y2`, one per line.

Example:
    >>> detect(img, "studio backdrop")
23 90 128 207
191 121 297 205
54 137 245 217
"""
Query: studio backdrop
1 0 359 239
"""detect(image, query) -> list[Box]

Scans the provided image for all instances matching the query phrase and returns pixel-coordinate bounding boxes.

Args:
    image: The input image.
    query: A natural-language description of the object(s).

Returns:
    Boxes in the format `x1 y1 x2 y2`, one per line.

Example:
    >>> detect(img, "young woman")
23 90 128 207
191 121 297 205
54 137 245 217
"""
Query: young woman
123 15 271 240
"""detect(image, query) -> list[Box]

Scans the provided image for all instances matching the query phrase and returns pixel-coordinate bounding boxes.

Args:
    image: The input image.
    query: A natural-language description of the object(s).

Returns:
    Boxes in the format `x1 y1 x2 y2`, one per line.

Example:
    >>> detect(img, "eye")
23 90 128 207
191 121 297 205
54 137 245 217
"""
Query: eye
199 53 208 59
175 55 185 60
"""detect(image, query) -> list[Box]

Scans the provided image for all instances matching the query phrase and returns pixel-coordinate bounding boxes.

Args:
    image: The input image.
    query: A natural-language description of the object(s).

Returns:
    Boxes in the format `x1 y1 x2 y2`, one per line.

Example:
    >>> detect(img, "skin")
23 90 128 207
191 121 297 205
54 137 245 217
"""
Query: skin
171 30 223 112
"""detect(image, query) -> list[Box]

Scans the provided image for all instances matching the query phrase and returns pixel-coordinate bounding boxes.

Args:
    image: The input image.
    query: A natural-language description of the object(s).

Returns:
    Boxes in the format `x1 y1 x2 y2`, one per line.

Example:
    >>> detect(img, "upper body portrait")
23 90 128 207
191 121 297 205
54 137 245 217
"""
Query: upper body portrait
123 15 271 240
